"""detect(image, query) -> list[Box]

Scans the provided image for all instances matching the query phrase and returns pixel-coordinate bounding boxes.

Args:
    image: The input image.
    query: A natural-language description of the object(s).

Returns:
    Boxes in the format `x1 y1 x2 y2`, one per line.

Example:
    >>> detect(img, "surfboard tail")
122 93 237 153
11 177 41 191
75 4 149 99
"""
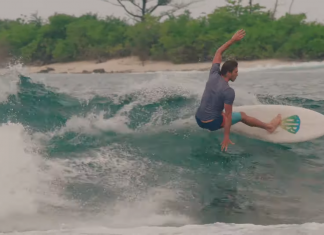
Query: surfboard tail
280 115 301 134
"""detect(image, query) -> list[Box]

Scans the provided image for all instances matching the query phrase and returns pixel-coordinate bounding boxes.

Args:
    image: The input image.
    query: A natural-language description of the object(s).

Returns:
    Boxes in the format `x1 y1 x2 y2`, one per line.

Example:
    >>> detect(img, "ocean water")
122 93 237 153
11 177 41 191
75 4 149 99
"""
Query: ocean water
1 61 324 235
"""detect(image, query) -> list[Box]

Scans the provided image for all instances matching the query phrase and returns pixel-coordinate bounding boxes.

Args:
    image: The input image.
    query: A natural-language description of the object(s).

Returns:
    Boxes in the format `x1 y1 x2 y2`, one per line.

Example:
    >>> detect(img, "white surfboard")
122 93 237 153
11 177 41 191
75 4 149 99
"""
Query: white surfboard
230 105 324 143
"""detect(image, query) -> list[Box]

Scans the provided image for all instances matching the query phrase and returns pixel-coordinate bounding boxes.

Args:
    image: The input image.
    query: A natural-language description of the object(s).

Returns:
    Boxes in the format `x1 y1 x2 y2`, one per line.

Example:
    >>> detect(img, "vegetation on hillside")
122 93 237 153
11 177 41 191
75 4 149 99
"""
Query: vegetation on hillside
0 0 323 65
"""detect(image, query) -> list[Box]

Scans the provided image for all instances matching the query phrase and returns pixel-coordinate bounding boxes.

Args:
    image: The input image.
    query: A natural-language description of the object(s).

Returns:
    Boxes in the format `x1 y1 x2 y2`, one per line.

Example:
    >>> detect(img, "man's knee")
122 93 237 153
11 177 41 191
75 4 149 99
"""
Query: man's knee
240 112 247 121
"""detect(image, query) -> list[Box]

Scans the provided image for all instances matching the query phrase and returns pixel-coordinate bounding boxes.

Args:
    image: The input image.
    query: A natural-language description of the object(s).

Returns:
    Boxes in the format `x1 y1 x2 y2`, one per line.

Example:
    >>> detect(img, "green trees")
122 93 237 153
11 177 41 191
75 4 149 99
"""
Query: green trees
0 1 323 65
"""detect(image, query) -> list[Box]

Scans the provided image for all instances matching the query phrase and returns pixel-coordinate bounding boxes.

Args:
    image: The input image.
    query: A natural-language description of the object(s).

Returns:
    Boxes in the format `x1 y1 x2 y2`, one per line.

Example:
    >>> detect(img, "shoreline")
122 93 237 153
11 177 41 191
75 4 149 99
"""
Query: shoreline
23 56 324 74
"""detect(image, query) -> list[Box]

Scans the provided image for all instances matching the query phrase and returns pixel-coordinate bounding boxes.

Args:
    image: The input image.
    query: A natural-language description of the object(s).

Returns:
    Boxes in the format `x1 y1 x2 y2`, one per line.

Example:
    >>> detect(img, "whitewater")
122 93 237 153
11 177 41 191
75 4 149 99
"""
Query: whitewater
0 61 324 235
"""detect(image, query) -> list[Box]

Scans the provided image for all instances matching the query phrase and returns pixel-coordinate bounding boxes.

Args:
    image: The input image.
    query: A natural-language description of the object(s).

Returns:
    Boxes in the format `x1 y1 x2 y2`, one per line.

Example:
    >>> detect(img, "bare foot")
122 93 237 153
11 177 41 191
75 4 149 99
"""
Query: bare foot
267 114 282 134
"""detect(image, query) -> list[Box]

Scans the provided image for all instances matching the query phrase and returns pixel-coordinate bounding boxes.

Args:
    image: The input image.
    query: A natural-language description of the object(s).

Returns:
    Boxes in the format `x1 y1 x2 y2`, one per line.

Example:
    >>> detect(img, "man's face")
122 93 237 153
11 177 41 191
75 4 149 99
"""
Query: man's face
229 67 238 82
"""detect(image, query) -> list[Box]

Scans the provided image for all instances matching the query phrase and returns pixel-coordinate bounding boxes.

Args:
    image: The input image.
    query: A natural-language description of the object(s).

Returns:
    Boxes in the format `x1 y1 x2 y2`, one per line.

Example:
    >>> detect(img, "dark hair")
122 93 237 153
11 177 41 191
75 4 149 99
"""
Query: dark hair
220 60 238 76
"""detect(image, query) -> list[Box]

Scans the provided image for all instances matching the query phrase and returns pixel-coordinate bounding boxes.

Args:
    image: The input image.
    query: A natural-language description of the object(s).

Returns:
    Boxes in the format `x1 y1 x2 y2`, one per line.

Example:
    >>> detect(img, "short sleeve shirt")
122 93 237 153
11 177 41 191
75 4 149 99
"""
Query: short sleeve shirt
195 63 235 121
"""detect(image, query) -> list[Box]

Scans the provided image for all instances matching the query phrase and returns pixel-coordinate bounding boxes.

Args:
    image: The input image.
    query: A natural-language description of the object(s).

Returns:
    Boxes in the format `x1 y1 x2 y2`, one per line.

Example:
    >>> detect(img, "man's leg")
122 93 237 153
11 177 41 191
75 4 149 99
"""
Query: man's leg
239 112 281 133
221 112 281 133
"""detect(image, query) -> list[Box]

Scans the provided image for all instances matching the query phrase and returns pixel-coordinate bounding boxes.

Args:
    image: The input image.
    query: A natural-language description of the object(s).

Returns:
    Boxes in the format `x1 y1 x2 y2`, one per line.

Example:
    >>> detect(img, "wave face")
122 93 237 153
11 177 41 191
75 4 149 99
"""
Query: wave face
1 63 324 234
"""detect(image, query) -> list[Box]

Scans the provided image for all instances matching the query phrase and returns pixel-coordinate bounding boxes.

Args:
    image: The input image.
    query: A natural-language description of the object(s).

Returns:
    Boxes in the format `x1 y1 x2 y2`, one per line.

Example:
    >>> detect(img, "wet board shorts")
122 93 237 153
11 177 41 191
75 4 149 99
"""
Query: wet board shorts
195 112 242 131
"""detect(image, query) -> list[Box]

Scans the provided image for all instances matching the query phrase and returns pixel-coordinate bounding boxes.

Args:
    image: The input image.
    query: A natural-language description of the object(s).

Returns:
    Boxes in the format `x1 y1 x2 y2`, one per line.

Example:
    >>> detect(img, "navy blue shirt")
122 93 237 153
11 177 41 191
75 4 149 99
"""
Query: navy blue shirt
195 63 235 121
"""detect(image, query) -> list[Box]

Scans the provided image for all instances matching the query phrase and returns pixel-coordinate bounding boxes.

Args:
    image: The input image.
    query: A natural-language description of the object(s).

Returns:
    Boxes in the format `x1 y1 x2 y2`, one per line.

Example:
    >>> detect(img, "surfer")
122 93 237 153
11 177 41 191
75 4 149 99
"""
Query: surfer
195 29 282 151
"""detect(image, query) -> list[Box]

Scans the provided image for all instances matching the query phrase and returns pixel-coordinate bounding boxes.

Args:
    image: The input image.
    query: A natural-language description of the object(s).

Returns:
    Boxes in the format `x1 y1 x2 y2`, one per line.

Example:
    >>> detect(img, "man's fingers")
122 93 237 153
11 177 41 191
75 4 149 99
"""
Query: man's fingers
235 29 244 35
221 141 235 151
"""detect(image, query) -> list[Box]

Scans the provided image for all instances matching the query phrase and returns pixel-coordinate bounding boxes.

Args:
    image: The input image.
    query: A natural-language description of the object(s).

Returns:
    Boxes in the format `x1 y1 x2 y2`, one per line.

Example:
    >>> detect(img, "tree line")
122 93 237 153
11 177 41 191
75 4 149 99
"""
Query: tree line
0 0 323 66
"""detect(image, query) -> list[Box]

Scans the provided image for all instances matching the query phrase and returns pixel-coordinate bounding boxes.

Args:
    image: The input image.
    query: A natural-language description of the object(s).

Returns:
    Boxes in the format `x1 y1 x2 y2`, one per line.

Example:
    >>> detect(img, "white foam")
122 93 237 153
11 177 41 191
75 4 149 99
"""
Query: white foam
56 111 132 135
99 187 194 228
0 123 58 216
0 122 80 231
116 74 199 105
0 123 41 217
4 222 324 235
0 61 24 102
48 145 194 229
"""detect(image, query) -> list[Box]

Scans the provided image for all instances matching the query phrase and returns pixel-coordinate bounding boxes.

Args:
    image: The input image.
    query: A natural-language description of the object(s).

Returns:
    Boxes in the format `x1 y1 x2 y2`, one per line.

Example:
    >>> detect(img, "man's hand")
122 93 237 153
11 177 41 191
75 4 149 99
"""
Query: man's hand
221 136 235 152
231 29 246 42
212 29 246 64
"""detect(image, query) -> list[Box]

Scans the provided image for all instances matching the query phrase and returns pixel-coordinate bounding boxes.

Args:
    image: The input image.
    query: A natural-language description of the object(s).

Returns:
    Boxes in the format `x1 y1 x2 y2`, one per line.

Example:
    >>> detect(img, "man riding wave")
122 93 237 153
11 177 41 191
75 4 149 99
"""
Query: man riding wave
195 29 282 151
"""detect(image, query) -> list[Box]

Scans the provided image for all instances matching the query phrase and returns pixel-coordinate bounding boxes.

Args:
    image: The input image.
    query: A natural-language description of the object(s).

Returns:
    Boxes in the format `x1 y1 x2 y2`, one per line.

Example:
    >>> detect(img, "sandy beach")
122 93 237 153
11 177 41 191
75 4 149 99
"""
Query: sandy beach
22 56 313 74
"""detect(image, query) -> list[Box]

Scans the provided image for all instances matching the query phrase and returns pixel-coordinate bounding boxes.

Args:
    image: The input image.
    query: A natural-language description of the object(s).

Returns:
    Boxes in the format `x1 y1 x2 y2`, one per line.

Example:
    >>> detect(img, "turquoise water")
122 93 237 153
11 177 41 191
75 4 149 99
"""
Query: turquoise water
1 62 324 234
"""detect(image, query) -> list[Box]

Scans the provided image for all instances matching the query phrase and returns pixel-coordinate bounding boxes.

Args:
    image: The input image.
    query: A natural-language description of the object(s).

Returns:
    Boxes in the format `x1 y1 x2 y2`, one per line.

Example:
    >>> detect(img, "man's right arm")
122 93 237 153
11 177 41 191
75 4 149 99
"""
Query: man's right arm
212 29 246 64
223 103 233 139
223 88 235 139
